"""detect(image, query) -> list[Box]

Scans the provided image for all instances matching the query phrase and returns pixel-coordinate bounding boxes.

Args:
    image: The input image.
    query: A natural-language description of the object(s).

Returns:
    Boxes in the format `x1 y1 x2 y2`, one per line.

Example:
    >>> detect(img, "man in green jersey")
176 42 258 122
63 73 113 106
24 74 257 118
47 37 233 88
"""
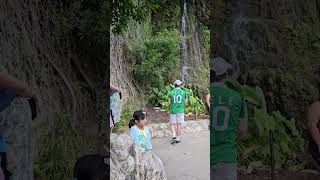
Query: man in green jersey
167 80 187 144
210 57 248 180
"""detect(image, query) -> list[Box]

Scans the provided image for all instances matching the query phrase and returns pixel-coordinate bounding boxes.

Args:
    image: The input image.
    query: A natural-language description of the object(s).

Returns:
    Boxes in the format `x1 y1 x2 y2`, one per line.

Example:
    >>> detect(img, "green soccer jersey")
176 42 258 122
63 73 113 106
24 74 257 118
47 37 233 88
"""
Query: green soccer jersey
210 82 247 165
167 88 187 114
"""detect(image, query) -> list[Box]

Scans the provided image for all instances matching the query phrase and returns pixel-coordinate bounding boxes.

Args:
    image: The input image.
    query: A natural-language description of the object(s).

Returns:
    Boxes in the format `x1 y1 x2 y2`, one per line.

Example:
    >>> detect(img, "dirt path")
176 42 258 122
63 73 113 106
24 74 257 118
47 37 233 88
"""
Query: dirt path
152 130 210 180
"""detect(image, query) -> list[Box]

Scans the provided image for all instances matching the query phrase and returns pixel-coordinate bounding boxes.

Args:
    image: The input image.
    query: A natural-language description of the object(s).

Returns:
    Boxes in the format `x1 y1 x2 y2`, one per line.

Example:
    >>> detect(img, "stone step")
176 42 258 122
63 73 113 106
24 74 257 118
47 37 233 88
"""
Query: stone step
148 119 209 138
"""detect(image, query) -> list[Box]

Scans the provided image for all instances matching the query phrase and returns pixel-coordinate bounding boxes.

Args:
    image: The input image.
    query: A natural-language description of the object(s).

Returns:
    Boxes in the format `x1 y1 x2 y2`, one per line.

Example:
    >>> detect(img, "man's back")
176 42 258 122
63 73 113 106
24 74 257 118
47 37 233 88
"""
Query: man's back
210 83 246 165
168 88 187 114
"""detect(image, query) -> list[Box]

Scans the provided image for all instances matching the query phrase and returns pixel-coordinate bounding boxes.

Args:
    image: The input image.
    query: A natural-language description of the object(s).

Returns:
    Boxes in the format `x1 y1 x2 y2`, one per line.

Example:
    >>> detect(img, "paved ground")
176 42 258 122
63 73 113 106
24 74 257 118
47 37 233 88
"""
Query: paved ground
152 130 210 180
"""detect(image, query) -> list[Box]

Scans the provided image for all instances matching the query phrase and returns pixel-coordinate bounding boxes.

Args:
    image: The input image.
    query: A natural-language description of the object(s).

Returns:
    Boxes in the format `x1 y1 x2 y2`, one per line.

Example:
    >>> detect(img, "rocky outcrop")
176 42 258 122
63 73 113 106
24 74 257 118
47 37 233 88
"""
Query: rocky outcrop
0 98 33 180
110 133 167 180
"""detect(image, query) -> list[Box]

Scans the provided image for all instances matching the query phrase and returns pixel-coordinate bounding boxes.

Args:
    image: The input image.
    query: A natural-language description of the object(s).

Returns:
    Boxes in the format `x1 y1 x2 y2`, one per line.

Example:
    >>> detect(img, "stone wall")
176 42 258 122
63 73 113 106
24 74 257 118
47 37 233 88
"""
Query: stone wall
148 119 209 138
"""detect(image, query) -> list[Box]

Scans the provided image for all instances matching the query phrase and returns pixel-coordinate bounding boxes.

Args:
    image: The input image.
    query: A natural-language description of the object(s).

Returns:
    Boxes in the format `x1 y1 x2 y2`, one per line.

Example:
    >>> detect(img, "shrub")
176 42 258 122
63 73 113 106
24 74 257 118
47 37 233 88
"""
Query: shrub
130 29 180 90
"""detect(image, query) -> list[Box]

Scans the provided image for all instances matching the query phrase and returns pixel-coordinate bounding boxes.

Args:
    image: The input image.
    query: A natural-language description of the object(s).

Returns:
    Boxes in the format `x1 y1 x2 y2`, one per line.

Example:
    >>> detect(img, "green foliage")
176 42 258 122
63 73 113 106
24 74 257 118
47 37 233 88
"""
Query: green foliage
202 26 211 52
113 99 140 133
185 91 206 117
150 84 205 117
37 114 94 180
226 79 305 170
130 29 180 90
149 85 172 107
226 79 263 108
53 1 111 43
150 0 180 32
112 0 159 33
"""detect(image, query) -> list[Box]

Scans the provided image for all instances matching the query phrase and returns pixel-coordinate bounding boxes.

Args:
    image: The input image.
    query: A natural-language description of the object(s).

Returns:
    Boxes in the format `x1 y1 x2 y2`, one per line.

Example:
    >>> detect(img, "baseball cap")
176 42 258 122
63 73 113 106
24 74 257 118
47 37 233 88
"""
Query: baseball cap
174 80 183 86
210 57 232 75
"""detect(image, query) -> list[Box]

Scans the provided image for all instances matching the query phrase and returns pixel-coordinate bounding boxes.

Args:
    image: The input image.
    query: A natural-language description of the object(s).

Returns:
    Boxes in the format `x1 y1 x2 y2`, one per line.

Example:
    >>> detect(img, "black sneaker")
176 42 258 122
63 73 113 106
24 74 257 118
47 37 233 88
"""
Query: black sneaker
171 137 176 144
175 140 181 144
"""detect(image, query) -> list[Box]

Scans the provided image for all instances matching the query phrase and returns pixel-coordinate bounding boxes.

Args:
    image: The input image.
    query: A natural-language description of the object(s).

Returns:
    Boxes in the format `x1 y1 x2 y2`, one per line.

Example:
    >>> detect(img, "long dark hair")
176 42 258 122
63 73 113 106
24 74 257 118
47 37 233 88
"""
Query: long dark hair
128 110 146 128
73 154 109 180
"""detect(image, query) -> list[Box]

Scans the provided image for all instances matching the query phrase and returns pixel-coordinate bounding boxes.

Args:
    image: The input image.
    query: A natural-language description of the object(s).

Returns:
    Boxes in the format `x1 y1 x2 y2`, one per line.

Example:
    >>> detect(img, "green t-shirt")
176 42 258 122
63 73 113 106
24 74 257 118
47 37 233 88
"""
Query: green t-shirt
210 82 247 165
167 88 187 114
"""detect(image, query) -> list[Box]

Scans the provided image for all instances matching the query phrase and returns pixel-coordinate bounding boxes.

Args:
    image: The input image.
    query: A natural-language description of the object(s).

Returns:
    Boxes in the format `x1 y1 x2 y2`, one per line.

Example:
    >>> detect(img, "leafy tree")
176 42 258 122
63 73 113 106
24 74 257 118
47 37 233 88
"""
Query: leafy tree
112 0 159 33
130 29 180 90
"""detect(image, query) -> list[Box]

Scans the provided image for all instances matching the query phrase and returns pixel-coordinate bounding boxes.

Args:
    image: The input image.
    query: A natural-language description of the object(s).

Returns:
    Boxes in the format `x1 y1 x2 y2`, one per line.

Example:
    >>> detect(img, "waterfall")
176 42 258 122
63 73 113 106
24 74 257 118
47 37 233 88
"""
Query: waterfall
180 0 205 84
227 0 248 79
181 0 189 83
194 16 203 67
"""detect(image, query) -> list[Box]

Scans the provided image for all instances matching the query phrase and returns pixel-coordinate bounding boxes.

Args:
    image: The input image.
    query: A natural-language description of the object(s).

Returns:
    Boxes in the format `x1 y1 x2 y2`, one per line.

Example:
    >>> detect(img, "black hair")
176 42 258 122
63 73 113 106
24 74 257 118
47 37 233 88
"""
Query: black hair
128 110 146 128
73 154 109 180
210 70 227 83
210 70 216 83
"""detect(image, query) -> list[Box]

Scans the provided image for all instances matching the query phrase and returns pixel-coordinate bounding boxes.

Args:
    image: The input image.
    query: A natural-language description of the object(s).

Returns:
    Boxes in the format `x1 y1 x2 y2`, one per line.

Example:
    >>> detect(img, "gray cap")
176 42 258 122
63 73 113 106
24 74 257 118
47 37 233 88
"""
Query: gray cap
210 57 232 75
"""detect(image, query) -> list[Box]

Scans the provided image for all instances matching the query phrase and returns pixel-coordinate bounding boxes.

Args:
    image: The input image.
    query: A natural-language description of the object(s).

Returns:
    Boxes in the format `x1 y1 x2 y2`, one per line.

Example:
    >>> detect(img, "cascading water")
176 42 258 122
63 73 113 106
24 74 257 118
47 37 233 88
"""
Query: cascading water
194 16 203 67
181 0 190 83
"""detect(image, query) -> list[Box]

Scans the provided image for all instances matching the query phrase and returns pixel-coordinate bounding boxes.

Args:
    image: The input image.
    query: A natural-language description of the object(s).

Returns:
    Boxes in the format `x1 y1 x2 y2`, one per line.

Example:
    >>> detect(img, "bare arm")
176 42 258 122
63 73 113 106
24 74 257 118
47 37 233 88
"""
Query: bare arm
238 100 248 136
205 94 210 110
0 72 31 97
307 102 320 146
238 118 248 136
110 84 121 92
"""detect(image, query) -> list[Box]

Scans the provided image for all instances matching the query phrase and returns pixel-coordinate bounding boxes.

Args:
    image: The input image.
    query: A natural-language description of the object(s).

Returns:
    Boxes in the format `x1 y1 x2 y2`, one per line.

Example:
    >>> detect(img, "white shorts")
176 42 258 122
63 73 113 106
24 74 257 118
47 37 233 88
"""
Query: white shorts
169 113 185 124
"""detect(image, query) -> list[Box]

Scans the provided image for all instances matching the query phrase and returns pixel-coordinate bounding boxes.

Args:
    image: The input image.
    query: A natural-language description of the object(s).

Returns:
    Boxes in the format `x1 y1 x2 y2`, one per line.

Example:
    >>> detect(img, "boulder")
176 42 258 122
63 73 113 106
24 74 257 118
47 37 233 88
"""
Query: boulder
110 133 167 180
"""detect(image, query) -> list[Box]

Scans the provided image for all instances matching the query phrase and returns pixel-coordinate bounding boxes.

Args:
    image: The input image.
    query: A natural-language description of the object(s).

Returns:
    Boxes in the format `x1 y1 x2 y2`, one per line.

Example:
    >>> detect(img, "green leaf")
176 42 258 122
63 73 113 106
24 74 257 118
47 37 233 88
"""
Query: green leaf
242 146 257 160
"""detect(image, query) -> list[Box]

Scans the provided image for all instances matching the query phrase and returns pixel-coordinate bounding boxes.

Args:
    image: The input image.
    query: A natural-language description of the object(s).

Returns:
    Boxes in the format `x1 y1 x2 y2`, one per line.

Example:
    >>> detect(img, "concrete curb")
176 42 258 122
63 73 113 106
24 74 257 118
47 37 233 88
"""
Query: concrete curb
148 119 209 138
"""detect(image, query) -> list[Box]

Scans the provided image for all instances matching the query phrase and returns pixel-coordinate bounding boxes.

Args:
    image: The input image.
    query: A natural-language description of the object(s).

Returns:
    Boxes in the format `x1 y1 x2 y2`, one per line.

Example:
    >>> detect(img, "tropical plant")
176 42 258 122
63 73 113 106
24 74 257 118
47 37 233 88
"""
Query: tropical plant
226 78 305 171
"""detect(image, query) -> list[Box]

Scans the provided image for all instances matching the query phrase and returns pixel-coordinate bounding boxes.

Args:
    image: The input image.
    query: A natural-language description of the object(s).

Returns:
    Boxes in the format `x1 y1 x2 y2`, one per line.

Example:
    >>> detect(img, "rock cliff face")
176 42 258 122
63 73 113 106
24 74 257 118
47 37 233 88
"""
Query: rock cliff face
0 99 33 180
110 133 167 180
0 0 105 172
211 0 320 128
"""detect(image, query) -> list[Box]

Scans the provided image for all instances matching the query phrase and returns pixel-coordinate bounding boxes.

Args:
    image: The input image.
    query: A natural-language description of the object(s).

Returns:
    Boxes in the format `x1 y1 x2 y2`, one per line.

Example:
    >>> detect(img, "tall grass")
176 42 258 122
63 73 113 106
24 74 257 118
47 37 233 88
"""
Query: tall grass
35 114 95 180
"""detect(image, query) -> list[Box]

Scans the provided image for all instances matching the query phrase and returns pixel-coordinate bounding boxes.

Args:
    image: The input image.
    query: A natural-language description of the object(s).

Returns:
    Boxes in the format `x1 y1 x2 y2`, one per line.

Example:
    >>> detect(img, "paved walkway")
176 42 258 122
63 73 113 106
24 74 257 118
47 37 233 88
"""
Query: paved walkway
152 130 210 180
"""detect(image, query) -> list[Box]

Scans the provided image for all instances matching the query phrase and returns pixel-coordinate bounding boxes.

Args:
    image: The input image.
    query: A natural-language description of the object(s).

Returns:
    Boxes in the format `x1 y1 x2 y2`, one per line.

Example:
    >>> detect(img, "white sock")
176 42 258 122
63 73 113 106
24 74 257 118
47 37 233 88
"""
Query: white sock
172 132 176 138
176 136 180 141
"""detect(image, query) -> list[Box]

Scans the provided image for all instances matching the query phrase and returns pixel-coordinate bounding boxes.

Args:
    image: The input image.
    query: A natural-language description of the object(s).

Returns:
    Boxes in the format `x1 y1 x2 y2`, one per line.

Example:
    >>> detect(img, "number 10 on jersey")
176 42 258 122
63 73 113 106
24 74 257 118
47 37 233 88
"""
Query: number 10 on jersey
173 95 183 103
212 106 230 131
